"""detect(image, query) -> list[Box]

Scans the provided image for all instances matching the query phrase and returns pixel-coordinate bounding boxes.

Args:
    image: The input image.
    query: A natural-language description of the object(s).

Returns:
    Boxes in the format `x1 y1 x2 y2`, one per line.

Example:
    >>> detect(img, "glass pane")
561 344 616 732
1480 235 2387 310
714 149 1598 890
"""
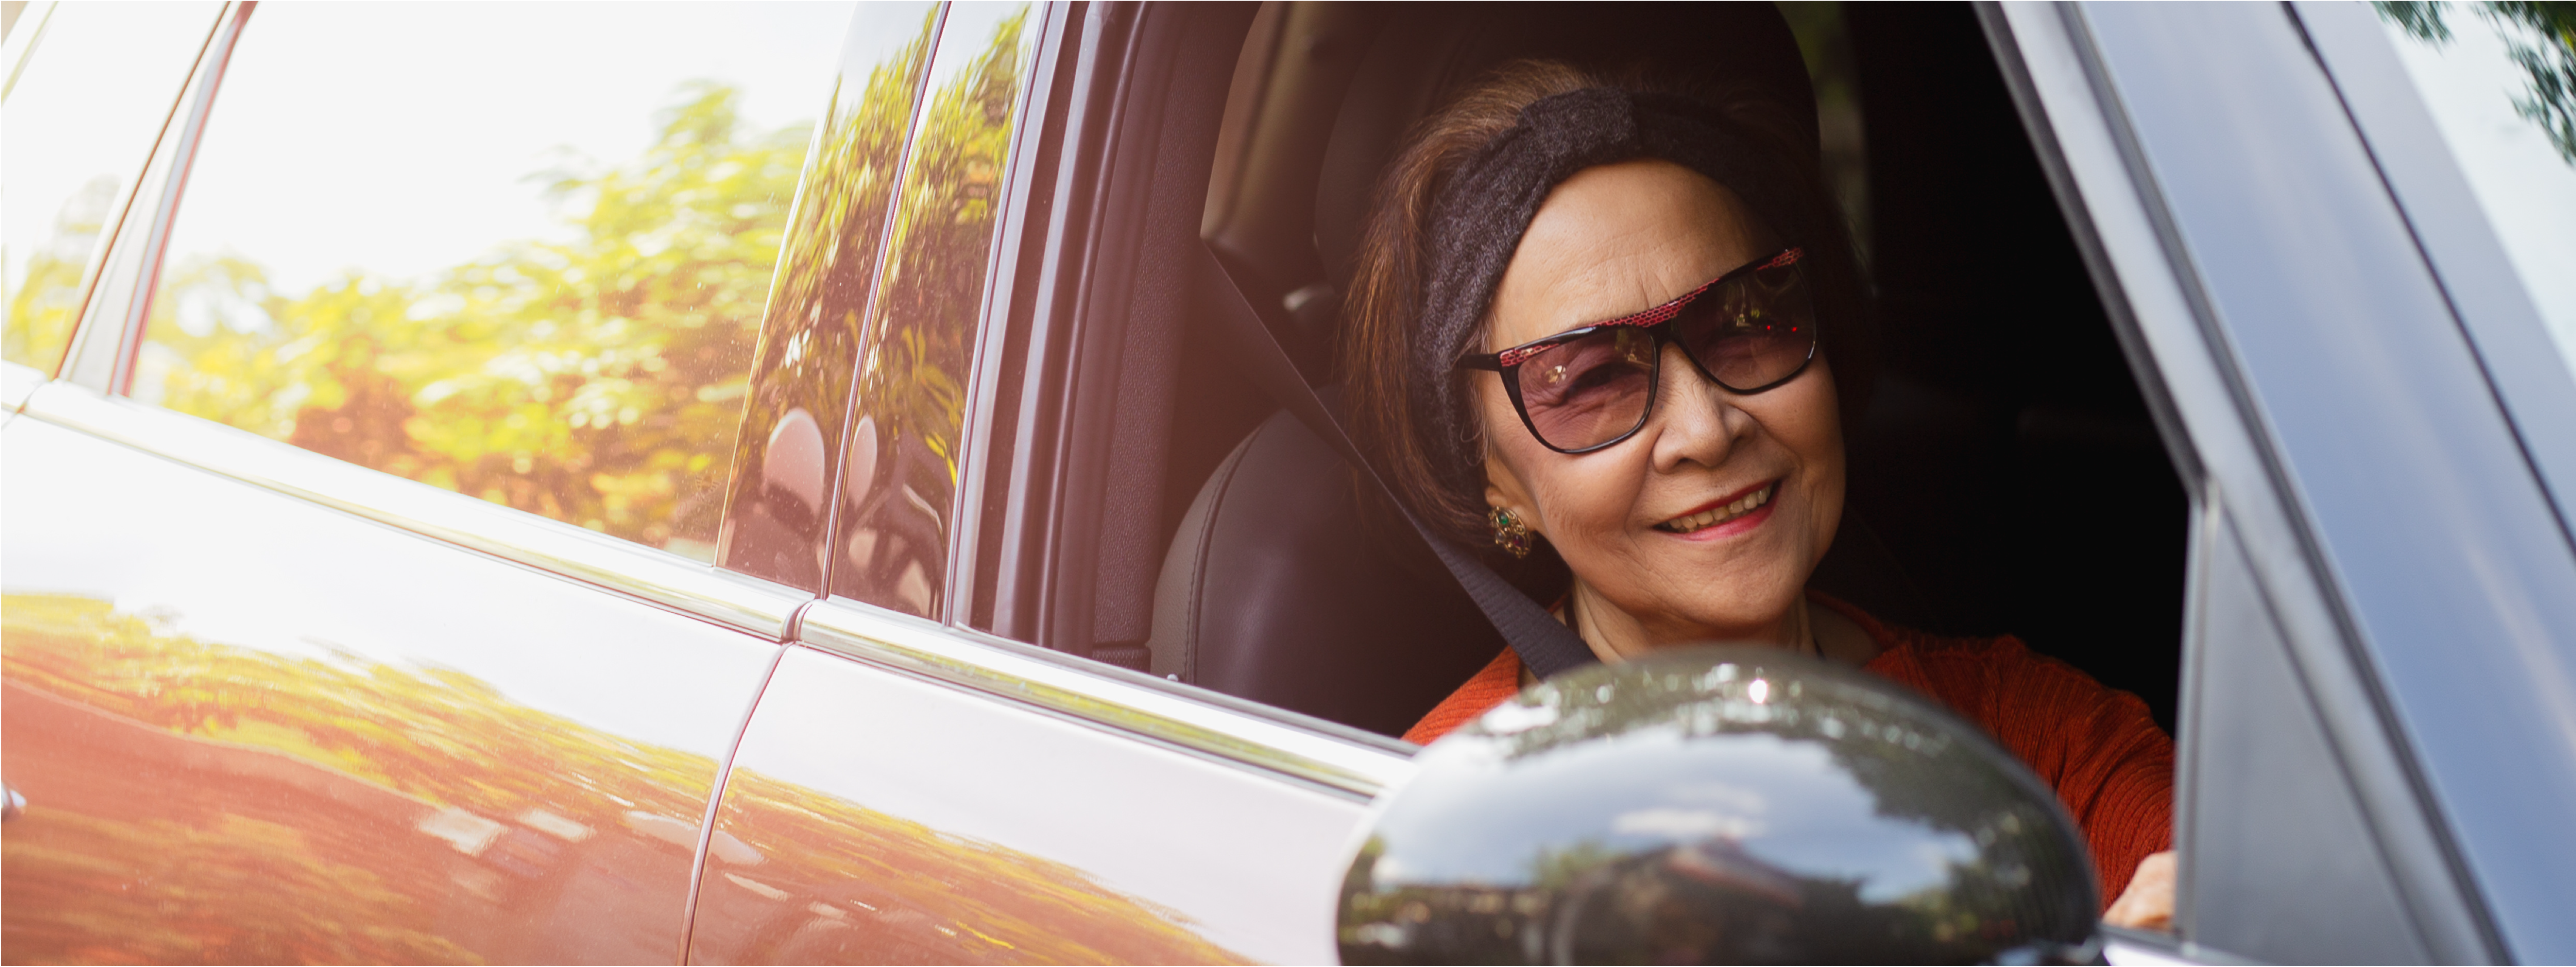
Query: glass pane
1 2 218 374
2376 1 2576 382
133 2 856 561
715 2 942 591
828 2 1040 615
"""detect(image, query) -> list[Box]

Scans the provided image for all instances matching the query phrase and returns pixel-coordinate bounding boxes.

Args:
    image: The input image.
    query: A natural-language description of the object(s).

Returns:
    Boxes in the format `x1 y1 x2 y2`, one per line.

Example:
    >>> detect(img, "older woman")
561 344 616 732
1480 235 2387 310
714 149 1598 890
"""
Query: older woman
1338 61 2177 927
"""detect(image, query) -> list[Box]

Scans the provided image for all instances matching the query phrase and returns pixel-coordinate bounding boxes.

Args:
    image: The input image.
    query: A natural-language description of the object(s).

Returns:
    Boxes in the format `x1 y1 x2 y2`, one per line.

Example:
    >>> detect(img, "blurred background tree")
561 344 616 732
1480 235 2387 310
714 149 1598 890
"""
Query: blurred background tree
2378 0 2576 164
144 82 807 559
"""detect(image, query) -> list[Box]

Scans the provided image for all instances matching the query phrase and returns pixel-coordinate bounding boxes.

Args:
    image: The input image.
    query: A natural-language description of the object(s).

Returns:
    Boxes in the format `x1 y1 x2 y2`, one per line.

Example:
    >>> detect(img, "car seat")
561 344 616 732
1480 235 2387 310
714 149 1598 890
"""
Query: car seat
1149 3 1937 737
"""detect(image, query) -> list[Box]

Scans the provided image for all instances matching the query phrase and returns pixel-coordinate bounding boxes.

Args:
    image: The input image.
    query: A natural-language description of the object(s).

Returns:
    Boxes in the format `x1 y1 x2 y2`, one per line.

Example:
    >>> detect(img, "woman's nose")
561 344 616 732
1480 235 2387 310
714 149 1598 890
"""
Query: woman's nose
1650 341 1748 472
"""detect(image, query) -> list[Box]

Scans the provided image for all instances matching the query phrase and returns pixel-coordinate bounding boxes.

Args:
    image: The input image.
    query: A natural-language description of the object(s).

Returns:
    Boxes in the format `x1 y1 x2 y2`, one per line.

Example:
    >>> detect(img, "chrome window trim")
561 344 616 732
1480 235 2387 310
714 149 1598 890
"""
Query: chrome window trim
798 595 1417 800
100 1 246 396
2098 924 2229 966
59 0 238 394
946 0 1070 627
21 382 810 639
1993 3 2494 958
12 1 223 387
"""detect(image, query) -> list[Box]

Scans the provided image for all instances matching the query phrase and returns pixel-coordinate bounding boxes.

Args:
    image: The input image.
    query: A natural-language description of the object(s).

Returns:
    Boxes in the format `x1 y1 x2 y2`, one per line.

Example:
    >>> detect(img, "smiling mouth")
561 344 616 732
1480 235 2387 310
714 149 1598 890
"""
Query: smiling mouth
1654 482 1778 534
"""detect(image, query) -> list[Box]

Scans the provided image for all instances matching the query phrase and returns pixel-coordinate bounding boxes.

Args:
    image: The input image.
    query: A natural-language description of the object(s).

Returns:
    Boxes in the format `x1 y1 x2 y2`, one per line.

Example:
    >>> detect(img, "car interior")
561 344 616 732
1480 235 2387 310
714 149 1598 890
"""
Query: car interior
988 1 2187 741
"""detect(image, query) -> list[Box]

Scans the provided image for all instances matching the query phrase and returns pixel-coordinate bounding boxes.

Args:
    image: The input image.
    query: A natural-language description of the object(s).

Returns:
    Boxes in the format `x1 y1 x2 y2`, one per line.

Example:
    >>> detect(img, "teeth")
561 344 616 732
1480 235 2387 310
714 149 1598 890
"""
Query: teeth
1660 484 1775 532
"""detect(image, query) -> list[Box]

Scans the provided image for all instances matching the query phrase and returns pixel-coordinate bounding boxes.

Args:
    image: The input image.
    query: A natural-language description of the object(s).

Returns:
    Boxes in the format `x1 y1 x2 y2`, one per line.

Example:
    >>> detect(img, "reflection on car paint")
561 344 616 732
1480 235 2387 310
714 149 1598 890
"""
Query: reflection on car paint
0 593 711 963
721 3 942 592
828 4 1041 615
0 418 776 964
690 644 1373 966
687 765 1247 965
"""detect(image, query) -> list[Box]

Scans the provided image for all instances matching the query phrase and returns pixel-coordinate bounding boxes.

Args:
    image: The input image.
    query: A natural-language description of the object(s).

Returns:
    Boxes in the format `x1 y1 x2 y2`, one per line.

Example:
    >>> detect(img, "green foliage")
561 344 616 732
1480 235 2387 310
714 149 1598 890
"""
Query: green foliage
2377 0 2576 163
143 83 810 557
861 6 1031 480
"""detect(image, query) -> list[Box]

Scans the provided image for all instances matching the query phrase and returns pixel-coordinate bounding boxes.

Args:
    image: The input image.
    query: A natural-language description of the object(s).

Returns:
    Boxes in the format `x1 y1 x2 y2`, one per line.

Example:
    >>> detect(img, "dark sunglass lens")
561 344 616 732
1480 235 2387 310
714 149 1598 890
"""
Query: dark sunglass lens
1676 261 1816 392
1515 327 1655 450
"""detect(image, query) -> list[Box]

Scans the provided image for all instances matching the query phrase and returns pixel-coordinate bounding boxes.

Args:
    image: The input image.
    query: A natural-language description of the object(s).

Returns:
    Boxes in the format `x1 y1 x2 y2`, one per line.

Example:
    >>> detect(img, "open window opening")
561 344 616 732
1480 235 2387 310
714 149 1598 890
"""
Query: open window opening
1022 1 2187 743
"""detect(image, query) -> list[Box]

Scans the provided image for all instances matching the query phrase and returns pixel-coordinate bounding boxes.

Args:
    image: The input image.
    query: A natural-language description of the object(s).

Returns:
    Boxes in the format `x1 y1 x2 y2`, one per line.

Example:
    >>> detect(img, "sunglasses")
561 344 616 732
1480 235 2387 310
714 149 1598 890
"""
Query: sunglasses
1456 247 1816 454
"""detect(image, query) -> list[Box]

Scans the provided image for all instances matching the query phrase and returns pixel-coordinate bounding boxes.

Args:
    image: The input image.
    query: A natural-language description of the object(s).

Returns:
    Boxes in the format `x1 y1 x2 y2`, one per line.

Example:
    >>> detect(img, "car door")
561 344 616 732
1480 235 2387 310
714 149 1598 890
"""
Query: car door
1989 4 2574 963
1 3 867 962
680 5 1419 964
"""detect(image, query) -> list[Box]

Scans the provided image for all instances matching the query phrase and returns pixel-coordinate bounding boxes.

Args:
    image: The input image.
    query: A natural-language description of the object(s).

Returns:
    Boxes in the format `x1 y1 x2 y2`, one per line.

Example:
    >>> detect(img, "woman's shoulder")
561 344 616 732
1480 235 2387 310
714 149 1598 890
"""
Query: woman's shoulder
1402 647 1525 745
1816 590 2168 771
1813 591 2097 706
1406 594 2168 750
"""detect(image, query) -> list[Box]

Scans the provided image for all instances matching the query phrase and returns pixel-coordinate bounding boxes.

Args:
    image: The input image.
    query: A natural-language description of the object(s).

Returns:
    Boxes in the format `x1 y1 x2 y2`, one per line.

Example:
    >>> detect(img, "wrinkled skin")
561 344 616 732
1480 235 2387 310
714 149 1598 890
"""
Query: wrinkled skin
1469 158 2174 928
1473 159 1848 660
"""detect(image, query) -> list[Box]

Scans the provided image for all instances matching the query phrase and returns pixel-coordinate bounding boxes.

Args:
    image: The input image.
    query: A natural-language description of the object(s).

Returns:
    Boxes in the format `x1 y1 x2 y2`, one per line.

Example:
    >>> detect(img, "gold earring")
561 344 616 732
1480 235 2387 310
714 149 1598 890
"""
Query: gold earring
1490 507 1534 559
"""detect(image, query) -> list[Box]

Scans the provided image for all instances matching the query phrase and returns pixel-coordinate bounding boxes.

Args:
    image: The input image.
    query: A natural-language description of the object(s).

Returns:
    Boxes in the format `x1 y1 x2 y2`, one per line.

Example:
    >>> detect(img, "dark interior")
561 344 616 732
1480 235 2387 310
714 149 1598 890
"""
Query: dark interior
1062 1 2186 738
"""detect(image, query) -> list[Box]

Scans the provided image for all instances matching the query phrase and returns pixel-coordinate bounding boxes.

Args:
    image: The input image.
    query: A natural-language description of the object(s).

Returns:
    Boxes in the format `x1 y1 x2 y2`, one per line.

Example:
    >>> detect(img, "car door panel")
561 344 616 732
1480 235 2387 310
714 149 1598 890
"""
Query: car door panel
2 407 782 964
2179 505 2427 963
684 600 1401 966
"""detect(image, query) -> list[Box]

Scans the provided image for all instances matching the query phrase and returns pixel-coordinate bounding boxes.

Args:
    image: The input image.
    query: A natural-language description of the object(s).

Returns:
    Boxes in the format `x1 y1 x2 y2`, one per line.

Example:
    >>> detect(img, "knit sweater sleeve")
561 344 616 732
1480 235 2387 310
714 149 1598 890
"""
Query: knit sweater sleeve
1833 599 2174 906
1407 597 2174 906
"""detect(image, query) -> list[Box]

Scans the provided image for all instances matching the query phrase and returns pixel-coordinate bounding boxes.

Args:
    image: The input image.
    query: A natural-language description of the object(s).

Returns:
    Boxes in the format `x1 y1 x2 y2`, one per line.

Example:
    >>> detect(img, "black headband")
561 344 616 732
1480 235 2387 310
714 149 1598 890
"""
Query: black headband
1412 87 1818 491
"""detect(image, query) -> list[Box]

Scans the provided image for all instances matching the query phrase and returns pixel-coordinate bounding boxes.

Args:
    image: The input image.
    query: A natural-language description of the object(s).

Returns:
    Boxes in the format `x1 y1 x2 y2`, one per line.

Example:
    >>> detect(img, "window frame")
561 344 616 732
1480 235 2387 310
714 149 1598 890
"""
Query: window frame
805 0 1426 781
1985 2 2550 961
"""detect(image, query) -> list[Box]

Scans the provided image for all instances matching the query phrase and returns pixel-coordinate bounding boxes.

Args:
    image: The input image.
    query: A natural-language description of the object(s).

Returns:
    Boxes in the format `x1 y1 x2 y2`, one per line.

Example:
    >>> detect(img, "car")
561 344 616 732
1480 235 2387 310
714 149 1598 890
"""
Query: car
3 1 2568 964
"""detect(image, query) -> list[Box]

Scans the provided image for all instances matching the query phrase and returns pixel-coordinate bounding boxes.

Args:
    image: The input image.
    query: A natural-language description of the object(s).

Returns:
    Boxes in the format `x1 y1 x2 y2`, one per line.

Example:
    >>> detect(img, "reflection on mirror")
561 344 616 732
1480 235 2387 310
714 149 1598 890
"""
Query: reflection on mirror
131 3 852 561
1340 648 2099 965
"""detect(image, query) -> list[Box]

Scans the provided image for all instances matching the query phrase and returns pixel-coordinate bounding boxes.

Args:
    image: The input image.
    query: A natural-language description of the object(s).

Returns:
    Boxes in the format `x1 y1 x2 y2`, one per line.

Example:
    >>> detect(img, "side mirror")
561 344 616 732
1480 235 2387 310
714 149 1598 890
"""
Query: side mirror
1338 647 2102 965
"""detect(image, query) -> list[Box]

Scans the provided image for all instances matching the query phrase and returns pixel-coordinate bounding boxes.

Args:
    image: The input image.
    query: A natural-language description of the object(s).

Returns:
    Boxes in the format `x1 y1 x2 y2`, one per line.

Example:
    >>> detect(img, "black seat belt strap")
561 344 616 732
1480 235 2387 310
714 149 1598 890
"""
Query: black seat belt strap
1199 244 1600 679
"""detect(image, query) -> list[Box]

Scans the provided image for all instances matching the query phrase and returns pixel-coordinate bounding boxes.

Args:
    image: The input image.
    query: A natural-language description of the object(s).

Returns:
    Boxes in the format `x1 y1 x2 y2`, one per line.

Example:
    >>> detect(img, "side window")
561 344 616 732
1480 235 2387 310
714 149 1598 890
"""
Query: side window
828 4 1040 615
130 3 854 561
715 2 941 592
718 1 1040 613
2 2 220 375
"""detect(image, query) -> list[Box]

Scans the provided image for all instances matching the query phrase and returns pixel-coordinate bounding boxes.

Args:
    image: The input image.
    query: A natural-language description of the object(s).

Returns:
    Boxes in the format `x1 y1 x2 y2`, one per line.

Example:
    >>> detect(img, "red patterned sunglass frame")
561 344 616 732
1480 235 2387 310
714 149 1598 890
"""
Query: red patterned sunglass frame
1456 247 1815 454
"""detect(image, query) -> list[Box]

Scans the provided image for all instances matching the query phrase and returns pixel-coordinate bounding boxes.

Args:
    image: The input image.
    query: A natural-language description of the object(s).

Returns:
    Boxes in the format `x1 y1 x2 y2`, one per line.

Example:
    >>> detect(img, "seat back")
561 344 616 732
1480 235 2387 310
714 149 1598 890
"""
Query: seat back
1148 407 1502 737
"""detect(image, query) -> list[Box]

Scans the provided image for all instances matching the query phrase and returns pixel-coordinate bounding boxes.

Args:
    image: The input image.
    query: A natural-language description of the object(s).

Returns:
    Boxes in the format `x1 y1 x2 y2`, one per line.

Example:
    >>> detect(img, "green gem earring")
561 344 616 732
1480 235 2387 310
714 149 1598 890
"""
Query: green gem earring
1490 507 1534 559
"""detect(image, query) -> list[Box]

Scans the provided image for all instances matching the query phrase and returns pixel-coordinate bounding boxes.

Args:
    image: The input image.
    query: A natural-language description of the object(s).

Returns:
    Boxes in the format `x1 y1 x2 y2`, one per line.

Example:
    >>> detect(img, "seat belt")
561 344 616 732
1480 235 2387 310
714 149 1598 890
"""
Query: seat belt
1199 244 1600 679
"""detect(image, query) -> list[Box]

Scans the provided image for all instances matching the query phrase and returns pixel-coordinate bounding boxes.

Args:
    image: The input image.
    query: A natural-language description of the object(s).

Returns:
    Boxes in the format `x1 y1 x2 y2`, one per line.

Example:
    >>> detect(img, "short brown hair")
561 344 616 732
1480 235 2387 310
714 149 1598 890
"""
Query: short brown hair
1337 60 1874 566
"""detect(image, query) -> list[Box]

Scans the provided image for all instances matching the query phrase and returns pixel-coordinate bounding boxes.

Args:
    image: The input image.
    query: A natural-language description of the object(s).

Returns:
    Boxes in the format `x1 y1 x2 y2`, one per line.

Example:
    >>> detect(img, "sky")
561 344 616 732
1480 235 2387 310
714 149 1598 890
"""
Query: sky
2383 9 2576 381
161 2 857 298
3 2 223 304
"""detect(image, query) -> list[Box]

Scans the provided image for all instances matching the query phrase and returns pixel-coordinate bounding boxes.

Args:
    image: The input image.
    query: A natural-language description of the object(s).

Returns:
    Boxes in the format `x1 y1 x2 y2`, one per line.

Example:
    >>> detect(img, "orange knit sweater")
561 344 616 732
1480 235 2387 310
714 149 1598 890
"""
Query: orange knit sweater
1401 592 2174 906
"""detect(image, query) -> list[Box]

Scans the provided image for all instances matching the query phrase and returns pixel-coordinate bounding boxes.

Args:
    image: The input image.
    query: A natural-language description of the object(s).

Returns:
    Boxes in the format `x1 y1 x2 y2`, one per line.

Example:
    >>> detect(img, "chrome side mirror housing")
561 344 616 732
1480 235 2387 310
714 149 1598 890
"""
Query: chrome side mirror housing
1338 647 2102 965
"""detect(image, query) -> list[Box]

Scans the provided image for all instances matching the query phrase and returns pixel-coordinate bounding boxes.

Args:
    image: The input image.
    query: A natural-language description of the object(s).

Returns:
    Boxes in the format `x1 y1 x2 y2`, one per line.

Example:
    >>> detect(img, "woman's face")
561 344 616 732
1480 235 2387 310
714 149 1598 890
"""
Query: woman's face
1476 159 1844 648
